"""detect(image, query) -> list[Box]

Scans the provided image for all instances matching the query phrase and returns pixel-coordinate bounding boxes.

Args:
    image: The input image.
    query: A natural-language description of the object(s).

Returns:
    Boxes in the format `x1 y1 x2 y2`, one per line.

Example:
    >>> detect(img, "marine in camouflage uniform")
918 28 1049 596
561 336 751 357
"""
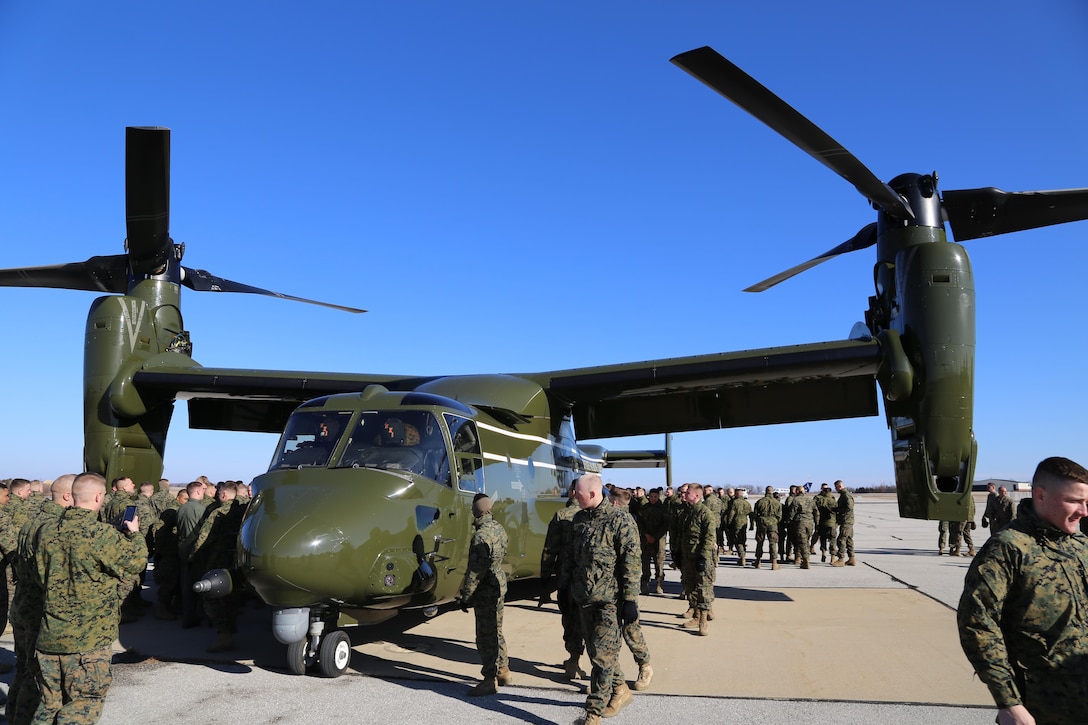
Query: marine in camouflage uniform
33 474 147 725
665 486 686 571
679 486 716 635
636 489 668 595
812 487 837 562
187 484 247 652
779 487 796 563
9 476 72 725
958 457 1088 725
949 494 976 556
4 481 35 635
608 488 652 691
752 486 782 569
540 499 583 678
700 485 722 564
788 489 815 569
726 492 752 566
457 494 509 695
832 480 855 565
559 475 640 719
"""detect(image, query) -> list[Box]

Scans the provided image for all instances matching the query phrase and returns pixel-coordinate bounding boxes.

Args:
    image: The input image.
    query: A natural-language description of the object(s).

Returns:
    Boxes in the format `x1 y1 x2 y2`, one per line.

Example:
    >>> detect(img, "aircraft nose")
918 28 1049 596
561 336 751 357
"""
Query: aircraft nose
239 493 361 606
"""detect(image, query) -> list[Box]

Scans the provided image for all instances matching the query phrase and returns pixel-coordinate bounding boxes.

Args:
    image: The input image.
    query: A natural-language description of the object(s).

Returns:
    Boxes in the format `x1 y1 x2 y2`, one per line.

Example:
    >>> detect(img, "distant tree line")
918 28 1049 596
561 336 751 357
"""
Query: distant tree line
852 484 897 493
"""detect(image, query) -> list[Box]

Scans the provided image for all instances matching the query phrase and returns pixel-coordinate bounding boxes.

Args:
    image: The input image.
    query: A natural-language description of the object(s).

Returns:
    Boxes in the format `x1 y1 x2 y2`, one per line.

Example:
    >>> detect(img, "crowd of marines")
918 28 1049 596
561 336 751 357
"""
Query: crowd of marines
530 475 857 724
0 473 250 724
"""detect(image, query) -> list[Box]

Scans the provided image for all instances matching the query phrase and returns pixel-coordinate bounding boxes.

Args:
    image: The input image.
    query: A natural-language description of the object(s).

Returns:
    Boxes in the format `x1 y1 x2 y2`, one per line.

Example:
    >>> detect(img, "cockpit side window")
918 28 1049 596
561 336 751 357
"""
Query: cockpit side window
336 411 451 485
270 411 353 469
445 414 484 493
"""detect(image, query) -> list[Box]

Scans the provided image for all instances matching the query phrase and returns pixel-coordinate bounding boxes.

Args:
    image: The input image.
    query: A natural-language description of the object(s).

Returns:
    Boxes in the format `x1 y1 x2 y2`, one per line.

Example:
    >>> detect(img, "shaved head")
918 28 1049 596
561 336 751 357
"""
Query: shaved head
50 473 77 504
72 472 107 511
573 473 604 510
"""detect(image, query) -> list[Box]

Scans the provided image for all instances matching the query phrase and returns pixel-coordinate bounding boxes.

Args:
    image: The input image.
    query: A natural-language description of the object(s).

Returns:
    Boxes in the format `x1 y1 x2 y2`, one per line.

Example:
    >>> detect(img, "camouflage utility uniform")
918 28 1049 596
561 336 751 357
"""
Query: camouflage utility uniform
458 512 509 680
540 503 582 664
9 499 65 724
788 492 815 567
812 491 836 558
33 506 147 724
958 499 1088 724
636 499 667 593
834 487 855 561
726 496 752 565
560 500 640 717
188 499 247 638
681 501 716 613
752 492 782 567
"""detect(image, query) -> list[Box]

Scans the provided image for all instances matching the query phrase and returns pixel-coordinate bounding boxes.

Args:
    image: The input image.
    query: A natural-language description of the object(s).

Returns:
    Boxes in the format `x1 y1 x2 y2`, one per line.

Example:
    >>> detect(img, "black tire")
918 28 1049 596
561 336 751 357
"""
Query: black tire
318 630 352 678
286 639 315 676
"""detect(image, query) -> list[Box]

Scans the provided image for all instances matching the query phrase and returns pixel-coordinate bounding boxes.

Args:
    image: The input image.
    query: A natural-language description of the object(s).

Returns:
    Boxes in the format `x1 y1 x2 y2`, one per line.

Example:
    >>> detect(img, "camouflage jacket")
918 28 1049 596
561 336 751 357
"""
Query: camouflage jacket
727 497 752 530
814 492 837 530
753 493 782 530
788 494 815 531
540 503 577 581
781 494 797 526
836 488 855 525
683 501 717 564
561 500 640 606
702 493 722 529
958 499 1088 710
0 507 17 561
635 500 668 543
12 499 66 631
186 499 246 572
35 506 148 653
458 513 508 604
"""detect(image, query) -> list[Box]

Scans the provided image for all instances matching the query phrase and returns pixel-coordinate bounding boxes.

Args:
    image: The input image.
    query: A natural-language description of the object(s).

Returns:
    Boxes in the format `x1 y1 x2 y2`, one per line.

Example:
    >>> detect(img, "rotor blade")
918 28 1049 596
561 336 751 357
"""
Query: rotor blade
0 255 130 293
671 47 913 221
744 223 878 293
942 187 1088 242
126 127 172 275
181 267 366 313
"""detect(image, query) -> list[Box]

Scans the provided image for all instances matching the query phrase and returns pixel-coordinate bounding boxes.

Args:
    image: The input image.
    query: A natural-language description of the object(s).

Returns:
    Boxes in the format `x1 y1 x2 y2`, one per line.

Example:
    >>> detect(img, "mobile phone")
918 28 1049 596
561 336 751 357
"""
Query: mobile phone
121 505 138 527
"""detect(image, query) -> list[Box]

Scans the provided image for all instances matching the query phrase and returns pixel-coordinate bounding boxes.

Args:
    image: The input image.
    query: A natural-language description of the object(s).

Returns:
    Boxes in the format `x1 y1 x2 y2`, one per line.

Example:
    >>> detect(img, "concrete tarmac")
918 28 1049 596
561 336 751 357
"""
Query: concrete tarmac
0 494 1006 724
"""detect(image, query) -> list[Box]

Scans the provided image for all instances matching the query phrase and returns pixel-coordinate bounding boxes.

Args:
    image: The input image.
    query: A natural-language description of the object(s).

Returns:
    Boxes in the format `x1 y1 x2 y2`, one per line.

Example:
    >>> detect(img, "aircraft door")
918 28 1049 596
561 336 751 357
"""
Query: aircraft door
445 414 484 494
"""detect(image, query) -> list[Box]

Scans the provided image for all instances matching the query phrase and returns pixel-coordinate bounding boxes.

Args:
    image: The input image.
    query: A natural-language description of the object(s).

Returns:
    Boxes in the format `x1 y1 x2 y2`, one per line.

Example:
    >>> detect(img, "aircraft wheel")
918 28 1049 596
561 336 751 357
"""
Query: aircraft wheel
286 639 316 676
318 630 352 678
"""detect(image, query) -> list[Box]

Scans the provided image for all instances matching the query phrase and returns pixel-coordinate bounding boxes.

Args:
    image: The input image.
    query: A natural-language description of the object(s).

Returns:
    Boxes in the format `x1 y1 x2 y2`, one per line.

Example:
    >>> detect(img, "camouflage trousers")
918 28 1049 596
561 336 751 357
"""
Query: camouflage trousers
154 555 180 611
1018 668 1088 725
755 525 779 563
33 646 112 725
8 601 43 725
791 522 814 565
681 555 715 611
558 589 584 658
204 587 242 635
814 524 835 554
472 597 507 679
835 523 854 559
577 602 624 716
778 523 792 560
949 522 974 553
938 521 950 551
640 539 665 589
730 526 747 557
622 620 650 667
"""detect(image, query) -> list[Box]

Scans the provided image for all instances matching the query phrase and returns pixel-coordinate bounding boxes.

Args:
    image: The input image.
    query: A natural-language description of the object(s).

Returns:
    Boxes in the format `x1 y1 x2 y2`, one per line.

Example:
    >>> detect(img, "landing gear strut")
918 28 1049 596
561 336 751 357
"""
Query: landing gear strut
280 606 351 677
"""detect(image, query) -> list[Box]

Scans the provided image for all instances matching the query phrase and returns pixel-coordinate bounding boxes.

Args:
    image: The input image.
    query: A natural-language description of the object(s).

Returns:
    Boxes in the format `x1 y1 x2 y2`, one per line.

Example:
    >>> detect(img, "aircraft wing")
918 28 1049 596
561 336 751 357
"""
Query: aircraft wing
531 338 884 439
132 366 439 433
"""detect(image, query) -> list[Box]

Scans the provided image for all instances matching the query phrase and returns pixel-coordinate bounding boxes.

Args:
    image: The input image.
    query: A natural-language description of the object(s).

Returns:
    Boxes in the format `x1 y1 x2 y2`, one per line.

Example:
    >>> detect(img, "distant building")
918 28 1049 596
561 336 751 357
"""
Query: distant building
974 477 1030 493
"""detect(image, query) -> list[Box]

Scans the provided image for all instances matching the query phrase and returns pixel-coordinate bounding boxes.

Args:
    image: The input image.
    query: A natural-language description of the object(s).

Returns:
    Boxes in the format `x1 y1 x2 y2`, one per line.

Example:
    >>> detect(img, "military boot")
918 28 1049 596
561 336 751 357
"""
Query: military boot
752 559 760 569
632 663 653 691
654 581 664 595
771 561 780 570
830 557 845 567
800 560 810 570
467 678 498 697
678 606 695 619
949 550 960 557
967 548 975 557
563 656 583 680
846 557 857 566
602 683 632 717
698 610 709 636
680 613 700 630
707 604 715 621
497 667 513 686
580 713 602 725
738 553 746 567
820 551 826 562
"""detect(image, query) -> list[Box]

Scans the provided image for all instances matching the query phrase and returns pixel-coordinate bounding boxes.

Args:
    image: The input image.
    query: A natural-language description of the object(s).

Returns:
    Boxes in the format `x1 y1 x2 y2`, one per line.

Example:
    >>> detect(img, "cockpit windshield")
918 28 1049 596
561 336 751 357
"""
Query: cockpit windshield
336 411 451 485
270 410 354 469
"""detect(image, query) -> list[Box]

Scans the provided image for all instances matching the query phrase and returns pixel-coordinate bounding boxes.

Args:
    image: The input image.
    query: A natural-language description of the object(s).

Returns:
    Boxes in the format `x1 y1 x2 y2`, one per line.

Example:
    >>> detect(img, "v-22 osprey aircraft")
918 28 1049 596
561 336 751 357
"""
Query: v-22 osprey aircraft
2 46 1086 677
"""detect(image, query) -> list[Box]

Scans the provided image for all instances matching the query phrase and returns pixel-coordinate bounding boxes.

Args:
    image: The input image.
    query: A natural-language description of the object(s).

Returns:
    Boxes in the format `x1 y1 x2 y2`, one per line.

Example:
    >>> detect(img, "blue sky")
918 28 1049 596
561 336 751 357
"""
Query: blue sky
1 2 1085 488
